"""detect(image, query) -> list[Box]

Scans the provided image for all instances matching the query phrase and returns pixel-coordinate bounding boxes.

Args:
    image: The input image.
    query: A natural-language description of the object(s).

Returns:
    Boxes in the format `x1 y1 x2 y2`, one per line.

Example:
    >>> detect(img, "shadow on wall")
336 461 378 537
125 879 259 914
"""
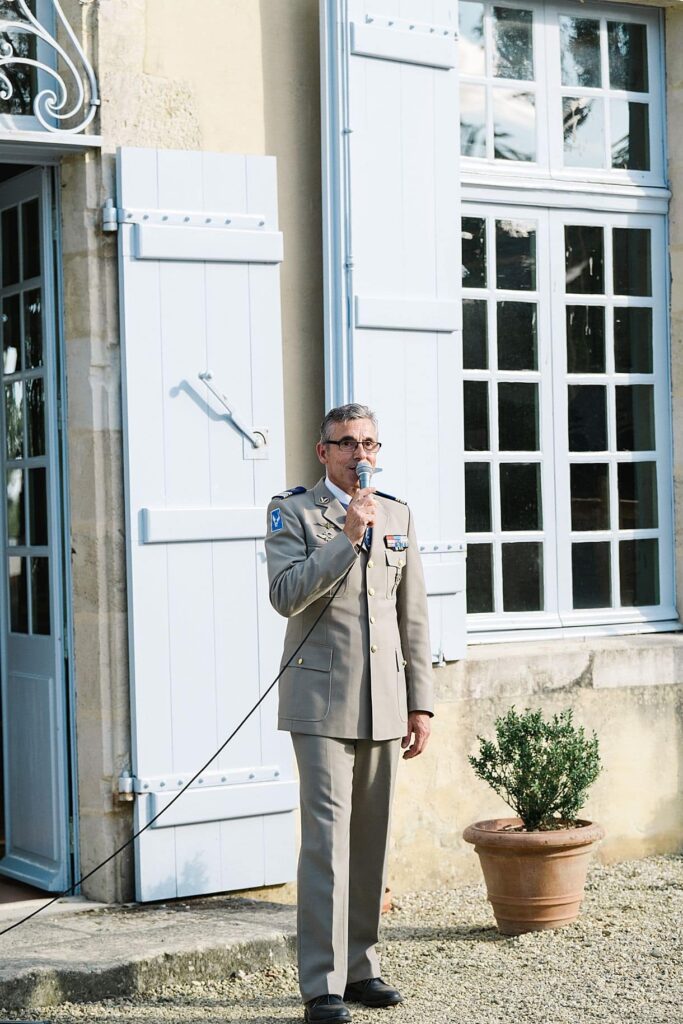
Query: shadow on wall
259 0 326 485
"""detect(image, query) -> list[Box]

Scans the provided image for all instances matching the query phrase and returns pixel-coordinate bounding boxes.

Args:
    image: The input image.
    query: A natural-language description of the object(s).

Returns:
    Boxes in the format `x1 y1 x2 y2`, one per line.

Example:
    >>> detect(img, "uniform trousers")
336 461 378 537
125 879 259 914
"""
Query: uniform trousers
291 733 401 1001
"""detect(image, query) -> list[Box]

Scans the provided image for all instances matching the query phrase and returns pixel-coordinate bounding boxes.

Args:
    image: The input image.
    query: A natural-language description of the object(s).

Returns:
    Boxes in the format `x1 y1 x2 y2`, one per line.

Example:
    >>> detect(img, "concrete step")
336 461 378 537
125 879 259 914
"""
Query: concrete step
0 894 296 1011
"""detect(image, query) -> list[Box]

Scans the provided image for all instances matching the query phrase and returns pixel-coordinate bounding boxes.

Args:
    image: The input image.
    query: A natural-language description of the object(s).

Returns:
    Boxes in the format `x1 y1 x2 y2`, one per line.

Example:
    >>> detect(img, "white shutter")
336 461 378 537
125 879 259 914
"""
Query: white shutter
321 0 466 661
116 148 296 901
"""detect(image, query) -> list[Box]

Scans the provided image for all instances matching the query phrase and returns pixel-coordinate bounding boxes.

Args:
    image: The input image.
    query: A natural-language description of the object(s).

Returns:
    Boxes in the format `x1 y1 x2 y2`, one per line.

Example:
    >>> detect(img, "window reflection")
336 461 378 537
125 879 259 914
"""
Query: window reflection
565 225 604 294
493 90 535 161
608 22 648 92
563 97 605 168
460 1 486 76
461 85 487 158
462 218 487 287
496 219 536 290
611 101 649 171
560 17 601 88
492 7 534 80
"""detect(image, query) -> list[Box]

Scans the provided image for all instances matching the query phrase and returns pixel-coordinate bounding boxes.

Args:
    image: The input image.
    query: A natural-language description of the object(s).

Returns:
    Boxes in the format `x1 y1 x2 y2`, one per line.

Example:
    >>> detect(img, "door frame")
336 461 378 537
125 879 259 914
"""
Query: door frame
0 157 77 893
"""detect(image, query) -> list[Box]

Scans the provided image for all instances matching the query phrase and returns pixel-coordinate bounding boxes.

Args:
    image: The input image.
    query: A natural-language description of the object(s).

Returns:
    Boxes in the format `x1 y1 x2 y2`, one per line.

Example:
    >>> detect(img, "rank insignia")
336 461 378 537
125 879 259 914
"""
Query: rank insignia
270 508 284 532
385 534 409 551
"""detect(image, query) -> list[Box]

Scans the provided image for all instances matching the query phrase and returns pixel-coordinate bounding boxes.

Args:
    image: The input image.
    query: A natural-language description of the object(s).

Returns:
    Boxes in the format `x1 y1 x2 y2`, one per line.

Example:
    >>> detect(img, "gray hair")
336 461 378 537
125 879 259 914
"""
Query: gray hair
319 403 378 443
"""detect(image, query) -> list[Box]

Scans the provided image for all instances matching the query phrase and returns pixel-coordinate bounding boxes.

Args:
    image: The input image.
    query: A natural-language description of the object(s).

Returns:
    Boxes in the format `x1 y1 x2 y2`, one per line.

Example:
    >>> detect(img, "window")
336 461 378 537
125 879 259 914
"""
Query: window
460 1 673 636
459 0 664 182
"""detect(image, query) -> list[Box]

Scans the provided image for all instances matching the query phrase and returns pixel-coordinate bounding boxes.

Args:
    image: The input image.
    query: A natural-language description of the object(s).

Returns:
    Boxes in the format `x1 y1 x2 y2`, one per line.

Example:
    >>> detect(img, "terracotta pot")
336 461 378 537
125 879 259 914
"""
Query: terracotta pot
463 817 604 935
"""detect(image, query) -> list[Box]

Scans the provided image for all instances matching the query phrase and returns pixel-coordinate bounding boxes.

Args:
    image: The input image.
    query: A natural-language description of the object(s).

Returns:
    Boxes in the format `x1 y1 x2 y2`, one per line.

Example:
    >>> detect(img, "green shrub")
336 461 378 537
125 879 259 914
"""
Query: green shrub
468 707 601 831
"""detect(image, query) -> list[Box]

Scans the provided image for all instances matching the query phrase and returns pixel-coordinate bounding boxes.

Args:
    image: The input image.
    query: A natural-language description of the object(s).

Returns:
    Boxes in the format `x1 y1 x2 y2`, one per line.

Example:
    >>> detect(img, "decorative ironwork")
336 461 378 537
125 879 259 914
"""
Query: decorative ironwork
0 0 99 134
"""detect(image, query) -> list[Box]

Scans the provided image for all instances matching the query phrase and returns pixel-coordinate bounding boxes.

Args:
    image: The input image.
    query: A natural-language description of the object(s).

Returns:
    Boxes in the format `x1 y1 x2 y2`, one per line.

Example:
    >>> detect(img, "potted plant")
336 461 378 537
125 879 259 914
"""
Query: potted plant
463 706 604 935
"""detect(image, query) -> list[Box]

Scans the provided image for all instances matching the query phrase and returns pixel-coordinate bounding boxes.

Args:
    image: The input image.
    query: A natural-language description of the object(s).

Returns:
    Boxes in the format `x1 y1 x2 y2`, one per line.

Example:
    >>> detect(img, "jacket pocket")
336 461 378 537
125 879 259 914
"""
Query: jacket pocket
385 549 405 598
395 648 408 723
279 642 333 722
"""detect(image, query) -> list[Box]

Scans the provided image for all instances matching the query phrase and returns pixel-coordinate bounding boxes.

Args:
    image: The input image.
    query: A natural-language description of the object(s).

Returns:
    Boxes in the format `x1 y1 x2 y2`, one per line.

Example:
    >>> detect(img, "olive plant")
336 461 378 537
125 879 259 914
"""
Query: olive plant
468 707 601 831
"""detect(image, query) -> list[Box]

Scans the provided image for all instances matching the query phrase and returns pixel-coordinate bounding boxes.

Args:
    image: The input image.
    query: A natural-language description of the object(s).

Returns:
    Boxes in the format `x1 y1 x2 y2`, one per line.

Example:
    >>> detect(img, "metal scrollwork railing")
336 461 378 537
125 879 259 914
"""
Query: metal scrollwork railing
0 0 99 134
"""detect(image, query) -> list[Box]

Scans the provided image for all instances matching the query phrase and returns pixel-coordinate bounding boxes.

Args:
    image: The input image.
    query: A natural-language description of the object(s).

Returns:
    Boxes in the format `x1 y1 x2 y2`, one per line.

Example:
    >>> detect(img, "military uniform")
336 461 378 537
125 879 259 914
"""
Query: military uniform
265 477 433 1001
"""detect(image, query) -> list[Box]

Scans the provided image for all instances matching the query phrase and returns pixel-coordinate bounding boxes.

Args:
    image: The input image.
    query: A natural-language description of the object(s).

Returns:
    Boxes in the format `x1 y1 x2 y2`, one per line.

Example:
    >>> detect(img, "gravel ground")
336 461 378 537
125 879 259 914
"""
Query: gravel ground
4 855 681 1024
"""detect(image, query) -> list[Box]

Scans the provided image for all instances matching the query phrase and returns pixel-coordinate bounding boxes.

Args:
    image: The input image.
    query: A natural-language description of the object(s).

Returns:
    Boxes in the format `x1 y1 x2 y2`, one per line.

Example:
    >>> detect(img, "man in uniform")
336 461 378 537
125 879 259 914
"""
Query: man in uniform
265 404 433 1023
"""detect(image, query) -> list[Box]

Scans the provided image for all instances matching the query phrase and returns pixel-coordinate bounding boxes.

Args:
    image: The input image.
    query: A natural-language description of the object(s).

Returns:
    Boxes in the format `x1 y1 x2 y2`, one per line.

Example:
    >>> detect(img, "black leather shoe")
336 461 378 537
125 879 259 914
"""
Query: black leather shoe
304 994 352 1022
344 977 403 1008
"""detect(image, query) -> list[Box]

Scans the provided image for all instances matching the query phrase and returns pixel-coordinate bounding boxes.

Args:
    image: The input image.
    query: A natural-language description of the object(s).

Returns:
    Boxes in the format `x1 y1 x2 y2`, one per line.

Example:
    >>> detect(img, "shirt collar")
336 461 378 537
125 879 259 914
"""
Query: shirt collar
325 475 352 509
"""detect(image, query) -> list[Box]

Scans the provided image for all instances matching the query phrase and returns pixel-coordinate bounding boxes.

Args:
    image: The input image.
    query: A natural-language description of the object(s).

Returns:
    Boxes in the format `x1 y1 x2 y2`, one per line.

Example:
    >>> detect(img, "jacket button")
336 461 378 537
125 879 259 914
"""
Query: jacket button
368 559 374 568
370 615 375 624
371 644 378 653
398 559 405 567
297 657 304 665
368 587 375 596
402 659 407 667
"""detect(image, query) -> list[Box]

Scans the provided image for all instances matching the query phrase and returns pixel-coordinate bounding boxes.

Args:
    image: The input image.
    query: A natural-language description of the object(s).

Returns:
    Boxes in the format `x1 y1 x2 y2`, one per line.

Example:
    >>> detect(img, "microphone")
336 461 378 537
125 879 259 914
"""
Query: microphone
356 460 374 489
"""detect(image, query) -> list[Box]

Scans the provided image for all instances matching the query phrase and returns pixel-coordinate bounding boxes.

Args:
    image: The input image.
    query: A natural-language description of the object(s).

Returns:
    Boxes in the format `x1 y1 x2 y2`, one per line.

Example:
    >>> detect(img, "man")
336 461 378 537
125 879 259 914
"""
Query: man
265 404 433 1023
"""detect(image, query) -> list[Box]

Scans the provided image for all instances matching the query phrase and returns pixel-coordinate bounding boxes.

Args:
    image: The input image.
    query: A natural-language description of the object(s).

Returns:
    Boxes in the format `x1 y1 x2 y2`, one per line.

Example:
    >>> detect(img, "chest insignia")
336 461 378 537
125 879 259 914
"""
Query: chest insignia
385 534 409 551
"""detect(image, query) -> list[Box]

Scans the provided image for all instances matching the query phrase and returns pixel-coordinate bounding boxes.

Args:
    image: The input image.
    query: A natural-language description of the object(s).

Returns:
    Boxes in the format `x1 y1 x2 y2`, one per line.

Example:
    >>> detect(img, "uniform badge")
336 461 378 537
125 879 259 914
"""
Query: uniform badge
385 534 409 551
270 508 284 532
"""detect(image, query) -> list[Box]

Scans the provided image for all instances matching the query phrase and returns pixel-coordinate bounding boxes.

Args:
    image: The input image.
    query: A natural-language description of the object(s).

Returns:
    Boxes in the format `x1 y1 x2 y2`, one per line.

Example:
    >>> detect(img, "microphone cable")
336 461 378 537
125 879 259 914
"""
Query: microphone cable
0 563 354 938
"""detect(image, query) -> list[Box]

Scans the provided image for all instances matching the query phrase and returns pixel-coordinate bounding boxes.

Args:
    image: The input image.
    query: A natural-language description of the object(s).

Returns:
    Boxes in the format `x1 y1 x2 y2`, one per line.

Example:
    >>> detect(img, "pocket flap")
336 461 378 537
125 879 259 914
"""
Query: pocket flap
385 550 406 567
289 643 333 672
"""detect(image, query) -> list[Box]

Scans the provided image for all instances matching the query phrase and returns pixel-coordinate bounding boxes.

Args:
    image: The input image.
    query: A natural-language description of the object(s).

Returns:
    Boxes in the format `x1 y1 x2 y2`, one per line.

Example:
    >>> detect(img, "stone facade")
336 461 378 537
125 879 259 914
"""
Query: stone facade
49 0 683 901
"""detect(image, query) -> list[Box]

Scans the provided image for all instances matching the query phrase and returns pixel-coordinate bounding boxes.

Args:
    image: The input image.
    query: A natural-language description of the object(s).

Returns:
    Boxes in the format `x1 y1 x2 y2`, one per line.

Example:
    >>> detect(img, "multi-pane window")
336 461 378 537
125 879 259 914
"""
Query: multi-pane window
462 207 673 629
459 1 664 182
459 0 672 636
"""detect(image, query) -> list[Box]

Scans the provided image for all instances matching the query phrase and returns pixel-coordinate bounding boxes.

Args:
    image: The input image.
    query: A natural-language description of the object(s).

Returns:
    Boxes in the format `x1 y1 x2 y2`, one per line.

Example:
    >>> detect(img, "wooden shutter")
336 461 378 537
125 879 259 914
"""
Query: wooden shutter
116 148 296 901
321 0 466 660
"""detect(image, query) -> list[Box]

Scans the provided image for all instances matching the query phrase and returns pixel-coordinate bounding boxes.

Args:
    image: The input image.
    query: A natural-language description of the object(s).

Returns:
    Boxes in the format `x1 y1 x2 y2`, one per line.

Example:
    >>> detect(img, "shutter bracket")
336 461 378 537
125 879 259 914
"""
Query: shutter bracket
117 770 135 803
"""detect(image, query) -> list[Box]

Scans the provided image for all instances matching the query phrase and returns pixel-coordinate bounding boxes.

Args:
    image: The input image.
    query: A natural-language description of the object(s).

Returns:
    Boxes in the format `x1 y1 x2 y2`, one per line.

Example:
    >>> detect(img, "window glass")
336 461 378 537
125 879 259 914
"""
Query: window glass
560 17 601 88
619 539 659 606
608 22 648 92
493 90 536 162
462 218 487 287
497 301 537 370
463 299 489 369
493 7 534 80
498 382 539 451
565 226 604 294
500 463 542 530
566 306 605 373
466 543 494 613
502 542 543 611
465 463 492 532
570 463 610 531
464 381 490 451
572 542 611 609
460 1 486 75
568 385 607 452
496 219 536 290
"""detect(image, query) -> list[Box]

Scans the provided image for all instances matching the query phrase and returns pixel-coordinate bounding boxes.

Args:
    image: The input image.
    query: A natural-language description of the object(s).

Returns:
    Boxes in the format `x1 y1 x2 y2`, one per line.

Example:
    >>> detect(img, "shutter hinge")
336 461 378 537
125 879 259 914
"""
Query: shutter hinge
117 770 135 803
102 198 118 233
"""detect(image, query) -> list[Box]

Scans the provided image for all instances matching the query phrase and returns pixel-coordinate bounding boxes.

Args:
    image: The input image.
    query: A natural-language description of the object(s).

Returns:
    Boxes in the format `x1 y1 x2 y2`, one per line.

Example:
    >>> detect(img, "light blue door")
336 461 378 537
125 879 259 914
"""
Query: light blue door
0 167 70 892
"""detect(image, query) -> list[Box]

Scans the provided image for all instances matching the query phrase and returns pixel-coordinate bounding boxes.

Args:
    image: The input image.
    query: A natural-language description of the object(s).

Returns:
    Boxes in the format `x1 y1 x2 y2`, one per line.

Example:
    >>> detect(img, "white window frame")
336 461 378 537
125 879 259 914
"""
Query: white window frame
460 0 666 187
461 0 676 642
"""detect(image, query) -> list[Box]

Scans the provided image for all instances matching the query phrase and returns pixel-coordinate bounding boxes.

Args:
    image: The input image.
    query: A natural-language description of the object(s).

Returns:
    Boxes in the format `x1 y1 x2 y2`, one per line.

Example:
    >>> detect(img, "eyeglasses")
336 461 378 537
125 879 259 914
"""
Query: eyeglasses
324 438 382 453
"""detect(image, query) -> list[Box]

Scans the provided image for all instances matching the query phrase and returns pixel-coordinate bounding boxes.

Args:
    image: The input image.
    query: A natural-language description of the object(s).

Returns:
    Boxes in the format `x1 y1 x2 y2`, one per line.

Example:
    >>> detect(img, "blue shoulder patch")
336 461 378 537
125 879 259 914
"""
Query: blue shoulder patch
271 485 306 500
270 507 284 533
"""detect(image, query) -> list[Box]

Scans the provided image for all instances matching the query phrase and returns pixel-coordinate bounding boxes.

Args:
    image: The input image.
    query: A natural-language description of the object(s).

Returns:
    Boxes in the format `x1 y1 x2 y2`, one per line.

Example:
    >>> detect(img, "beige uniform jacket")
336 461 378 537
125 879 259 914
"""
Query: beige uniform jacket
265 478 433 741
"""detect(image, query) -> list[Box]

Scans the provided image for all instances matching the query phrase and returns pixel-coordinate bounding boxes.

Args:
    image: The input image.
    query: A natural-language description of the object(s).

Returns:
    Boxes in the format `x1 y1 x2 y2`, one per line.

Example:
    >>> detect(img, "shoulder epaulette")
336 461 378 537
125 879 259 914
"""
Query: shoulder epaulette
375 489 407 505
271 485 307 500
